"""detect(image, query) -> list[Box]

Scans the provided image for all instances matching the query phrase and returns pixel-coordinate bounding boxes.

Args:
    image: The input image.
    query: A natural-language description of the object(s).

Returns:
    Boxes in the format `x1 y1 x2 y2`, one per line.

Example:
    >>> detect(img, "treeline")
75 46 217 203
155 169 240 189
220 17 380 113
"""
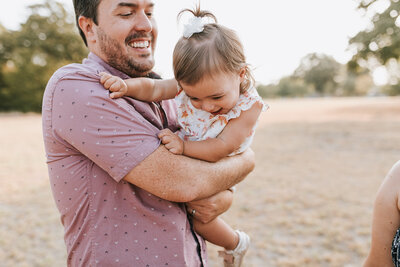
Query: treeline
0 0 399 112
256 53 396 98
0 1 87 112
258 0 400 98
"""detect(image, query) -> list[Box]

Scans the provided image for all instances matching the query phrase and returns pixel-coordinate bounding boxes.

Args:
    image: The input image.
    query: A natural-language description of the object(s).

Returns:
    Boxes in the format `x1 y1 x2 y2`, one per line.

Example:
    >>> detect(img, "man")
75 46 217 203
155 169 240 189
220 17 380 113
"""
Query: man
42 0 255 266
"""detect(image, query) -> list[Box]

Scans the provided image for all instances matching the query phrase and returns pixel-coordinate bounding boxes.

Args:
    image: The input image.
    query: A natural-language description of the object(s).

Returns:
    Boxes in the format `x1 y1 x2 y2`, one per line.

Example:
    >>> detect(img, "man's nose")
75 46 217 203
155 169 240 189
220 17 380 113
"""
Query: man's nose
135 11 152 32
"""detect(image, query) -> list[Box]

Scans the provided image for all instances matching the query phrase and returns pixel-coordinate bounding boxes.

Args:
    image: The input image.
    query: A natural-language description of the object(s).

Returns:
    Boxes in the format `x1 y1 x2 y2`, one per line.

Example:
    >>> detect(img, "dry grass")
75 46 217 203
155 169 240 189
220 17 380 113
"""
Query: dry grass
1 97 399 267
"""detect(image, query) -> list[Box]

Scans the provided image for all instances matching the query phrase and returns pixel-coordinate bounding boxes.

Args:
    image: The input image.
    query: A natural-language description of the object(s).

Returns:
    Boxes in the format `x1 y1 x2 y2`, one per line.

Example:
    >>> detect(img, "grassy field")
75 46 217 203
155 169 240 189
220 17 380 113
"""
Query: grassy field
1 97 399 266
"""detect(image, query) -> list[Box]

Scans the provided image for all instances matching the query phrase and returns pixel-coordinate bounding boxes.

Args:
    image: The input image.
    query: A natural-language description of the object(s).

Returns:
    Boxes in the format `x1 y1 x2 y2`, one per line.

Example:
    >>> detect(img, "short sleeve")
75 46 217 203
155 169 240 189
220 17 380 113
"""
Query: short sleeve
227 86 268 119
51 78 161 182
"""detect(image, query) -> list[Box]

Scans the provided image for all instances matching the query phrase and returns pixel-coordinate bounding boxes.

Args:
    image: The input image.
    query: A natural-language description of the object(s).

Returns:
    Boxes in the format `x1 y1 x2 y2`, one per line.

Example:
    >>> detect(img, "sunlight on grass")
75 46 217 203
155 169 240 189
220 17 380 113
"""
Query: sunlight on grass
1 97 400 266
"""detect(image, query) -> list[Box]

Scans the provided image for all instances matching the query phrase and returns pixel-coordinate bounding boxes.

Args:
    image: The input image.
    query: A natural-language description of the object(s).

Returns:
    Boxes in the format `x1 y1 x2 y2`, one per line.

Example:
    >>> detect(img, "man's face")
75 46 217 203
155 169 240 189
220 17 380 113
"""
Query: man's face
93 0 157 77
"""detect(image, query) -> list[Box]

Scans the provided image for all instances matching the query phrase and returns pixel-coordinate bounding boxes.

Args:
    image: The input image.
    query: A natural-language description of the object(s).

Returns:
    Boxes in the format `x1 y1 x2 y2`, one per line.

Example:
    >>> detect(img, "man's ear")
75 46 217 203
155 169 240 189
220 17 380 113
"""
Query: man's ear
78 16 96 44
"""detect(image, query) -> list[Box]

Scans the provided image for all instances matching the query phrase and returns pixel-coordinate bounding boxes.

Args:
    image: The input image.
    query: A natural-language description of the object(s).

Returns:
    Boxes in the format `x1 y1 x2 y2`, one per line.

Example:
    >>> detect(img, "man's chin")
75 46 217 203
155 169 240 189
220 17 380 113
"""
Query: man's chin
127 59 155 77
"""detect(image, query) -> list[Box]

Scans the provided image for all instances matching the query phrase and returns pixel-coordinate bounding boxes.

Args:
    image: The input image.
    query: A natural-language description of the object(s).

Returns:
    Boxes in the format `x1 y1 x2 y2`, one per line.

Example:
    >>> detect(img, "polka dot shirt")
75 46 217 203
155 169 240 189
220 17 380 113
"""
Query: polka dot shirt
42 53 208 266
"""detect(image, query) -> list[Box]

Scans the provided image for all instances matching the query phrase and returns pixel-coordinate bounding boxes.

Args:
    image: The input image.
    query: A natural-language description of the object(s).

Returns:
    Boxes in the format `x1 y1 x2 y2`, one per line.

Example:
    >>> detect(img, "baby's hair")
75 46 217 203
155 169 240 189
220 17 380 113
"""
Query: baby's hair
177 6 218 24
173 5 254 93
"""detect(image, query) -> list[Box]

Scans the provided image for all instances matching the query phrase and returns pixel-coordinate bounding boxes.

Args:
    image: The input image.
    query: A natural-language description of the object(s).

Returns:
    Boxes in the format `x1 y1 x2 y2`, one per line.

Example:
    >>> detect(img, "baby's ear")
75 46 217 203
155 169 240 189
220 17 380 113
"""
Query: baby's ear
239 67 246 82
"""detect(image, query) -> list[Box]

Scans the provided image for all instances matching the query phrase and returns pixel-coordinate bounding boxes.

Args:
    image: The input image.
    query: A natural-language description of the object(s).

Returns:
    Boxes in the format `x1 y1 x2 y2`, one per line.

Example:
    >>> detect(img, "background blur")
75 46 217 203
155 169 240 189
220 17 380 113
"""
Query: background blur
0 0 400 266
0 0 399 112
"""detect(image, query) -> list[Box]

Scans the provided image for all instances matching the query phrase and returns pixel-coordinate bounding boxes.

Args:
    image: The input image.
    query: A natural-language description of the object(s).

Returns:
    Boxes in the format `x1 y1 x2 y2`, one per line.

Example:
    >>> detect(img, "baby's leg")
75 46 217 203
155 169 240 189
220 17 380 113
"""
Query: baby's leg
193 217 239 250
364 160 400 267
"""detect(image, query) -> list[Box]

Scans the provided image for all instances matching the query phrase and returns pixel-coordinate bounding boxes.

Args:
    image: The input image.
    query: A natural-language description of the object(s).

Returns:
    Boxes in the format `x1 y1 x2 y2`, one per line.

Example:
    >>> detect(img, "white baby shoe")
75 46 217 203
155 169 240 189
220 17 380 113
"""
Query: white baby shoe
218 230 250 267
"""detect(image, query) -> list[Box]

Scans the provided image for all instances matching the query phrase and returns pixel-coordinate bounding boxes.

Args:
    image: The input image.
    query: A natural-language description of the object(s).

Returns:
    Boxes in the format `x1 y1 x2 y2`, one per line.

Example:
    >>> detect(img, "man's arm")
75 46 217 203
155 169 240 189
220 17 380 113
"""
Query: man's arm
123 145 255 203
186 189 234 224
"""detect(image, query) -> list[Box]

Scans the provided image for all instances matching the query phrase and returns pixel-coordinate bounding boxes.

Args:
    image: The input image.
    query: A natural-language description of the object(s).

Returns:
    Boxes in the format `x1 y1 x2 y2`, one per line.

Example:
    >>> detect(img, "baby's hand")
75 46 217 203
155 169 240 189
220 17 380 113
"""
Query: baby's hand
158 129 184 155
99 72 128 99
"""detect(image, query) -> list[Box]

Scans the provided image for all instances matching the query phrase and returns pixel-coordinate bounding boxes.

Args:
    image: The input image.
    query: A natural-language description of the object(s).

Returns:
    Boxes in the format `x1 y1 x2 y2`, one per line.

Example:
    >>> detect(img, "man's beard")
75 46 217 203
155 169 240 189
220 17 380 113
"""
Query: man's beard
97 28 155 77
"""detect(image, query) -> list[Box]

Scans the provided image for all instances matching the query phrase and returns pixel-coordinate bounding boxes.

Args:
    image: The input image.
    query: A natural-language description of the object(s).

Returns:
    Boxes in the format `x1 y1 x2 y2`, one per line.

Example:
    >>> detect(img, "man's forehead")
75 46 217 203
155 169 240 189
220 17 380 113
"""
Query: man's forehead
103 0 155 7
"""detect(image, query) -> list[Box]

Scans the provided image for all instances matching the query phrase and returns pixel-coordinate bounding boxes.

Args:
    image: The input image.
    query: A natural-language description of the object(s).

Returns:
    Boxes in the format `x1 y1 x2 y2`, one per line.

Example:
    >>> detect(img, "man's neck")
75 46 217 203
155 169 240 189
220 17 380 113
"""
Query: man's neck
87 52 160 79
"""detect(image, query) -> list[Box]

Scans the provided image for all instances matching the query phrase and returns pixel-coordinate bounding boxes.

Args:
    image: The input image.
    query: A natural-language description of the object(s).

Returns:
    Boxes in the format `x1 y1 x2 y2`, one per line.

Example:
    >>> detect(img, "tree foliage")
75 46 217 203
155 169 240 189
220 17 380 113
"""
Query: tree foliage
348 0 400 74
348 0 400 95
257 53 374 98
293 53 342 95
257 76 313 98
0 0 87 112
347 0 400 94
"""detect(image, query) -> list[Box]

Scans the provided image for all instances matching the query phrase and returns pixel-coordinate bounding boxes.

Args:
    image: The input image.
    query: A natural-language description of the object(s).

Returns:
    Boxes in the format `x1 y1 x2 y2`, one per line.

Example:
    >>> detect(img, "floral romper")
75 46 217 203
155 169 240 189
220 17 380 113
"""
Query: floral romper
175 86 268 155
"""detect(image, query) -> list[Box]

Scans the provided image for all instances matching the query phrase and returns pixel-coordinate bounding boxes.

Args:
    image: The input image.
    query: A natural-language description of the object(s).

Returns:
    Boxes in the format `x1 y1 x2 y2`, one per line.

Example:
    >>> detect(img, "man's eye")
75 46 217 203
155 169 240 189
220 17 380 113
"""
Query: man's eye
212 96 223 100
146 12 153 18
120 12 133 17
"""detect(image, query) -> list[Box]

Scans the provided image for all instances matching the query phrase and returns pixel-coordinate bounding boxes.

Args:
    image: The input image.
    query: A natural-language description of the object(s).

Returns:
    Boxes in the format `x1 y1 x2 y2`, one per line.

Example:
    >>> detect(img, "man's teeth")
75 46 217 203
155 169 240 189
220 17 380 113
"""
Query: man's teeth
130 41 149 48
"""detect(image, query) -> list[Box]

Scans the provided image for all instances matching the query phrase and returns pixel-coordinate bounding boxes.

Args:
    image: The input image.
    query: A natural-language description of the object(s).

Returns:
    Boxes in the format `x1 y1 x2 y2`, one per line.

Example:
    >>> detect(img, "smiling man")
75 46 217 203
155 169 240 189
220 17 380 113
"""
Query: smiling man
42 0 255 266
77 0 157 76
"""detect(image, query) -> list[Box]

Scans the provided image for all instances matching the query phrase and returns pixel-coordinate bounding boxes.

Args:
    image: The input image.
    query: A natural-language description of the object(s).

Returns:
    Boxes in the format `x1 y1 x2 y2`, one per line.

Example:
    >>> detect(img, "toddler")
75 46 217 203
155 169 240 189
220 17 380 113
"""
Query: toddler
100 7 268 267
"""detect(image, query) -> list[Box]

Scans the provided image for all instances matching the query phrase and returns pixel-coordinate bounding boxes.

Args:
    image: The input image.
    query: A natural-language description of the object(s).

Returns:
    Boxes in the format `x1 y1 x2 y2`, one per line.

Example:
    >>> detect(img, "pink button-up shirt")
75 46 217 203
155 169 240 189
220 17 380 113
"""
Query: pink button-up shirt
42 53 207 266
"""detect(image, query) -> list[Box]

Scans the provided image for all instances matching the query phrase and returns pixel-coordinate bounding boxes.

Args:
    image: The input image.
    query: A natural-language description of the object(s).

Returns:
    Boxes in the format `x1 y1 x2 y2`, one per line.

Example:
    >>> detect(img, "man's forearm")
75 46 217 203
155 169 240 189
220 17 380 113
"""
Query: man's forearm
189 149 255 200
123 145 255 202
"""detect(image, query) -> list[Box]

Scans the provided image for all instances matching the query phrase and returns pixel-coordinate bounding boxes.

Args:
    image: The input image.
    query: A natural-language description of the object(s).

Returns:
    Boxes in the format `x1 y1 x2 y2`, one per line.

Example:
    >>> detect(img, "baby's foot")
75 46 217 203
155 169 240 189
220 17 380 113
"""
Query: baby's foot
218 230 250 267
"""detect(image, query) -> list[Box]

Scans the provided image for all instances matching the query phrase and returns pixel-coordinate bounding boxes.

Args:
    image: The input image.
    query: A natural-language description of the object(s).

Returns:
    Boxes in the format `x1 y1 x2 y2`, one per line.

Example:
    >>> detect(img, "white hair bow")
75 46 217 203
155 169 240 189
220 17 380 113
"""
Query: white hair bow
183 16 206 38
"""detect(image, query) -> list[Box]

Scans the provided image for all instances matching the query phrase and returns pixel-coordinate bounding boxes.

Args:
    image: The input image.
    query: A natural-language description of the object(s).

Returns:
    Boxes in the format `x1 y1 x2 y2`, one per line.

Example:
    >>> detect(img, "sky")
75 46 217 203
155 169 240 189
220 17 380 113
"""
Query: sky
0 0 389 85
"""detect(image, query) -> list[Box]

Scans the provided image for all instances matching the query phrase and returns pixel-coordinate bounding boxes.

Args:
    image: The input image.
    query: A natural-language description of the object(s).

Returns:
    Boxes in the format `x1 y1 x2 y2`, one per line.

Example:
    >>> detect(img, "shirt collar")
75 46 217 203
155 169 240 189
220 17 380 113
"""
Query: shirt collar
86 52 131 79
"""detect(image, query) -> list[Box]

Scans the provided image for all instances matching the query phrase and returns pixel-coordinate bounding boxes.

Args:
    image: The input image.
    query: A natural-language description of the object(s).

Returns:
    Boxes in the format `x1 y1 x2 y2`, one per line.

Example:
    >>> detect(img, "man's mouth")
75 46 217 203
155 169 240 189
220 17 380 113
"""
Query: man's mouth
128 40 150 49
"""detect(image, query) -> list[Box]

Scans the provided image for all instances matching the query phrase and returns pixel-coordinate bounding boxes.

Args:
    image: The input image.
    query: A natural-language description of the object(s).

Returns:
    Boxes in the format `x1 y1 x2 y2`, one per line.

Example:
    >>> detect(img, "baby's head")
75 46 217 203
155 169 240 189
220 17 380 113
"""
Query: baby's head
172 6 254 115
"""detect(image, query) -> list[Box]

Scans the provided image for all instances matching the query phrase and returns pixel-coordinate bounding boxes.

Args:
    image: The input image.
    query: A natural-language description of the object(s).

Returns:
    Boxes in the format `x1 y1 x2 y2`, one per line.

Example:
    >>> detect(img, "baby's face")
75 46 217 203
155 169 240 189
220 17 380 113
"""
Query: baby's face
180 71 244 115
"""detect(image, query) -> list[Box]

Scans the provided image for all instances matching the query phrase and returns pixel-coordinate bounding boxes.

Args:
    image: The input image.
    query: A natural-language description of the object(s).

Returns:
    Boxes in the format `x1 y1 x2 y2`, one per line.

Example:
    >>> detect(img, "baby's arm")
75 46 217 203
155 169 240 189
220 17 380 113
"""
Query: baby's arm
100 72 178 101
184 102 263 162
159 102 263 162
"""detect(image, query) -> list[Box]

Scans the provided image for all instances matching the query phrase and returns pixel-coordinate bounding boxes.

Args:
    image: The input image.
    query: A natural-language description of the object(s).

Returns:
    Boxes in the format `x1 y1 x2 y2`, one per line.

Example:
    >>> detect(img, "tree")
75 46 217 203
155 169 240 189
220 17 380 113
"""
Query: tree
348 0 400 94
257 76 313 98
0 0 87 112
349 0 400 67
293 53 341 95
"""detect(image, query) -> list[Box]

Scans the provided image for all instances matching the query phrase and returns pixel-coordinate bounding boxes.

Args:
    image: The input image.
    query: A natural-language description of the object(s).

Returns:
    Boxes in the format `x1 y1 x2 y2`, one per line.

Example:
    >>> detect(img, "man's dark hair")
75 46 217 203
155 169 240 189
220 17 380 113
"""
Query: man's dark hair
73 0 102 46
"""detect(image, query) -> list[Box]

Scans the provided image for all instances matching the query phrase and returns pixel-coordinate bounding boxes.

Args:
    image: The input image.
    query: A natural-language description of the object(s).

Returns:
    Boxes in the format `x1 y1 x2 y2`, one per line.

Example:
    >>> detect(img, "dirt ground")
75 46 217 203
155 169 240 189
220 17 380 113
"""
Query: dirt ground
1 96 399 267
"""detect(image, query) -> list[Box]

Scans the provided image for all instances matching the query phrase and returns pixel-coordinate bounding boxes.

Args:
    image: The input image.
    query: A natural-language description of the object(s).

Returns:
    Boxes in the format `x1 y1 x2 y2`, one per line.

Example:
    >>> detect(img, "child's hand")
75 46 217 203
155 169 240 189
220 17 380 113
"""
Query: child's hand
99 72 128 99
158 129 184 155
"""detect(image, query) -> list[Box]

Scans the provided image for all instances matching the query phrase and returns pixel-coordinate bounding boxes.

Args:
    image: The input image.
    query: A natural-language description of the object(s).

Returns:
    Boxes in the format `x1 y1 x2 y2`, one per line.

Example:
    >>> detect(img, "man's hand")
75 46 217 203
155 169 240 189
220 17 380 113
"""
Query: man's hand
186 190 234 224
158 129 184 155
99 72 128 99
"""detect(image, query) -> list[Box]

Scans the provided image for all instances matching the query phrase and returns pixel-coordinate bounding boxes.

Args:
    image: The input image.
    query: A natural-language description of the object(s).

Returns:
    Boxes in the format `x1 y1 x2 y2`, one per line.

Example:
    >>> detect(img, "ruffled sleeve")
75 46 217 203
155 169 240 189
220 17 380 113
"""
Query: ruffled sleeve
174 85 268 152
225 86 268 120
